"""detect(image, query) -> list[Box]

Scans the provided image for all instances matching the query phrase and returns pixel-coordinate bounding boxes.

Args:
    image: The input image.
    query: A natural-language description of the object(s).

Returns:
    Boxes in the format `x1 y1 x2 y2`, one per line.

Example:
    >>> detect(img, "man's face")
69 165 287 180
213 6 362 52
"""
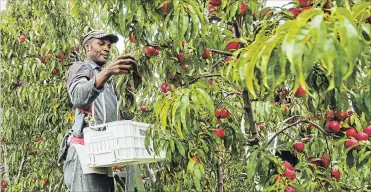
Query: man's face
85 38 112 66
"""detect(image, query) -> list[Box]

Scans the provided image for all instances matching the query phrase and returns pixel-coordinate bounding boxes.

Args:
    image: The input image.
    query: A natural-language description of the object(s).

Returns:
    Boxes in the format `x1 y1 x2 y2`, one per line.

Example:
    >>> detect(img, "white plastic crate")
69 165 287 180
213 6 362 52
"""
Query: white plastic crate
83 120 165 168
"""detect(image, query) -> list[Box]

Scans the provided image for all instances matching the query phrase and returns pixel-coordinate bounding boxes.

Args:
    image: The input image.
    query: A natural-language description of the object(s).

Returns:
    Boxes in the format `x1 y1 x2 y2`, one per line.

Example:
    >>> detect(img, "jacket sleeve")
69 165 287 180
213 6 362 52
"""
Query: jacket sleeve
66 62 104 109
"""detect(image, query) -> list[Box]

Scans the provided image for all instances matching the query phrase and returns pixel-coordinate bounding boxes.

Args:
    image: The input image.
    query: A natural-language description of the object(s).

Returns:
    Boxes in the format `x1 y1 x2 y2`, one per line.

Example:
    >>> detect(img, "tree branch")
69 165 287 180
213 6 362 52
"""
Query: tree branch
306 120 327 134
281 2 295 8
234 22 259 146
282 132 295 142
210 49 232 56
145 164 156 183
15 150 29 184
242 90 259 145
233 23 241 38
267 118 329 146
217 158 223 192
278 115 303 126
215 91 241 109
307 120 332 165
1 144 10 184
185 74 222 86
210 60 223 71
144 39 172 49
267 120 307 145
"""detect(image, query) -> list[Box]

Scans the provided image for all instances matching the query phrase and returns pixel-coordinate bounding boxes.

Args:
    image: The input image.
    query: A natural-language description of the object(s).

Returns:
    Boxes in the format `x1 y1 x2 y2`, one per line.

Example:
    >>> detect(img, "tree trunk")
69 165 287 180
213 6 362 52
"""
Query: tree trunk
217 158 223 192
1 144 11 183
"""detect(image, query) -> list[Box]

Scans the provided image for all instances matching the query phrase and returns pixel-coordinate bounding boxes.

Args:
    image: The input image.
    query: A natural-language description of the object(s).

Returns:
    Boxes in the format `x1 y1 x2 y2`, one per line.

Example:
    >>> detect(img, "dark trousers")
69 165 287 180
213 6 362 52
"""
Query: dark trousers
63 146 114 192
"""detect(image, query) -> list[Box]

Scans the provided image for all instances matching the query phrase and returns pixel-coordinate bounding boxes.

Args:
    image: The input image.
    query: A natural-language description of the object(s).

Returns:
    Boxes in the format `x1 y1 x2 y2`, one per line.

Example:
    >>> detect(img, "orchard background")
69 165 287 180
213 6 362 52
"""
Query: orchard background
1 0 371 191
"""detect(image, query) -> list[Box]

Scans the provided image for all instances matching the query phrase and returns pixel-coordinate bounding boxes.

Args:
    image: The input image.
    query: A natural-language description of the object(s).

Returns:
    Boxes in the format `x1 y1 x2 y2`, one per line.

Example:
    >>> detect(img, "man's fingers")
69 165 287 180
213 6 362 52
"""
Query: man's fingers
117 64 132 70
116 69 131 74
113 59 136 66
118 59 136 65
115 54 135 61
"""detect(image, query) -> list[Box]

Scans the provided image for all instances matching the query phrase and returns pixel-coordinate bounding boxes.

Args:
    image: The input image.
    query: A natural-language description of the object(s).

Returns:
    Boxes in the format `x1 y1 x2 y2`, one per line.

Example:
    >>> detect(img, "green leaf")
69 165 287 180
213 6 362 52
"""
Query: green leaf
170 139 175 152
358 151 371 164
188 0 208 36
238 50 248 89
175 140 186 157
296 9 323 24
187 159 195 172
179 92 190 139
161 100 172 133
195 88 214 116
229 2 239 18
336 16 360 79
171 9 180 40
136 6 145 27
352 2 371 19
179 9 189 38
260 34 284 88
193 176 201 191
172 95 181 130
188 4 200 39
194 166 202 179
244 35 270 98
361 23 371 38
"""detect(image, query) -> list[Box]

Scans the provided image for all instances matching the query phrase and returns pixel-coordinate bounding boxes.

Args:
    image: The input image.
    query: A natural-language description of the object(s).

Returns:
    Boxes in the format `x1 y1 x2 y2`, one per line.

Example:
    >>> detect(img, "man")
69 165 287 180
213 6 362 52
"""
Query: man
59 30 136 191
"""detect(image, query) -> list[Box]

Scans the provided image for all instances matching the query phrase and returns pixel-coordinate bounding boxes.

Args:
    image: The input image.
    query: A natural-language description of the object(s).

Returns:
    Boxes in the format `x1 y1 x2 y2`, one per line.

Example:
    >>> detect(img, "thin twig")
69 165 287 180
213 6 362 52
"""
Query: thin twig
144 39 172 49
215 91 241 109
282 132 295 142
285 119 331 161
278 115 303 127
185 74 222 86
324 135 332 170
204 74 222 78
268 118 329 145
306 120 327 134
154 167 165 174
268 120 308 145
210 60 223 71
210 49 233 56
145 164 156 183
15 150 28 184
281 2 296 8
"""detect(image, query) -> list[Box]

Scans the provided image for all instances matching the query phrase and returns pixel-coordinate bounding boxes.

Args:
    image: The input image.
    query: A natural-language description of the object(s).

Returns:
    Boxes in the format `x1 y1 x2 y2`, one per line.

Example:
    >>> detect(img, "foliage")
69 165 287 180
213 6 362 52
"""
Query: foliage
1 0 370 191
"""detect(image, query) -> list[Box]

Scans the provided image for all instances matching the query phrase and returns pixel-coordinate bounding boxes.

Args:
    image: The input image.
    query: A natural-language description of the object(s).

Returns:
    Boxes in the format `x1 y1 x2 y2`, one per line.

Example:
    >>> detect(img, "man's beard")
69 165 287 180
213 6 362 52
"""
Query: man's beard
93 55 108 66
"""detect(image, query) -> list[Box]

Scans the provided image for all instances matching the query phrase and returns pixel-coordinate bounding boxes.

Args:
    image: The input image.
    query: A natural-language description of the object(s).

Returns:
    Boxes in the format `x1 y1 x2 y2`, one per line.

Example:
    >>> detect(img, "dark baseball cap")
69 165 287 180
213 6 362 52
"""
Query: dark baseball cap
83 30 119 44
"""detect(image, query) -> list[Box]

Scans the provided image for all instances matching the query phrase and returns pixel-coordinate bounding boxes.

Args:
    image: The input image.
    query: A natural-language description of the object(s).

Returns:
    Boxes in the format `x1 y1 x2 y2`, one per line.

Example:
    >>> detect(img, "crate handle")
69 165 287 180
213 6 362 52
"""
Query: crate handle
113 150 118 162
89 125 107 131
89 154 96 165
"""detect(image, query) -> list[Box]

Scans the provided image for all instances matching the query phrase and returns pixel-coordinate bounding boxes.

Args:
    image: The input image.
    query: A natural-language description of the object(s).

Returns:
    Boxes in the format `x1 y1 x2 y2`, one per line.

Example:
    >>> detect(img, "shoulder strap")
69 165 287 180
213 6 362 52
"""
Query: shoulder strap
78 63 95 115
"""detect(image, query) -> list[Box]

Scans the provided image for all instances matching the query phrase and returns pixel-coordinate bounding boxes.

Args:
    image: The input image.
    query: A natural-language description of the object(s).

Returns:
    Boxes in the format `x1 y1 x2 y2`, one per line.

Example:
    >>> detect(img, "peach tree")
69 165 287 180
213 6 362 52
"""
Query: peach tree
0 0 121 191
106 0 371 191
1 0 371 192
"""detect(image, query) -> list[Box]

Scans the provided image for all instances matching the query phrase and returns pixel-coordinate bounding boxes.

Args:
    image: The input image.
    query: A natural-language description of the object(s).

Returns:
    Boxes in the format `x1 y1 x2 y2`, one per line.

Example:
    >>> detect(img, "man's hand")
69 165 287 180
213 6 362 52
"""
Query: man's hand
105 55 136 75
95 55 136 89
